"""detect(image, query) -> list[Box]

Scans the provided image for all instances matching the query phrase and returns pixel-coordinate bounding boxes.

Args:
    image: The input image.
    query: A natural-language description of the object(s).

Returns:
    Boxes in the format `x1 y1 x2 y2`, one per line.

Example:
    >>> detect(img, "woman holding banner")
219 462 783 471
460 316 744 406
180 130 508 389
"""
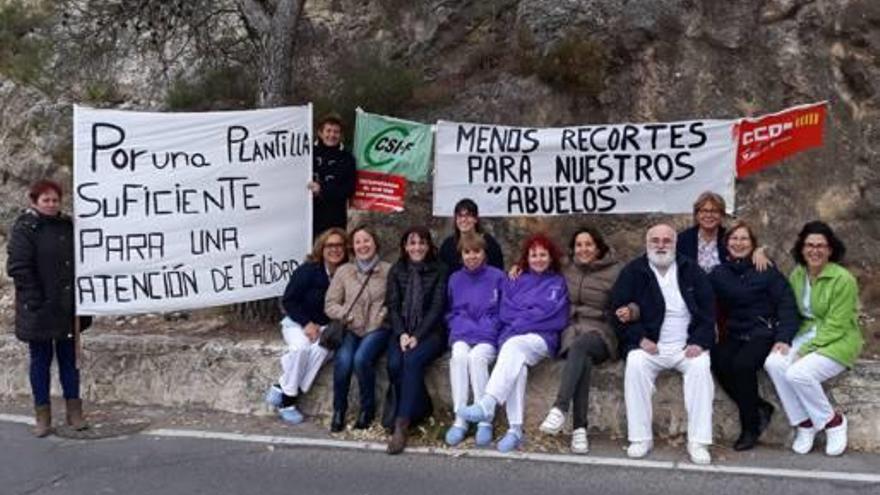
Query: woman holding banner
324 225 391 432
439 199 504 274
764 221 863 456
264 227 349 425
460 233 569 453
308 113 356 238
385 226 449 454
7 180 91 437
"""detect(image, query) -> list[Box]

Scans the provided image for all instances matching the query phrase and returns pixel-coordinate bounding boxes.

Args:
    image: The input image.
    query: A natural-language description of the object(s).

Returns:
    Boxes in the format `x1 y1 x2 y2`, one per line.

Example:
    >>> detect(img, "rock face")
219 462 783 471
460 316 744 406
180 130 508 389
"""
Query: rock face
2 330 879 451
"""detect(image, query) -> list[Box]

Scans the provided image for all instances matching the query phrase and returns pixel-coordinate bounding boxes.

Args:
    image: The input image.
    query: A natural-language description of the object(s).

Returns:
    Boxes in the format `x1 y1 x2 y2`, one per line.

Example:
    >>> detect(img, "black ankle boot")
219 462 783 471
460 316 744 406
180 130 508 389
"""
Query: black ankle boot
734 430 758 451
330 410 346 433
757 402 774 437
354 410 374 430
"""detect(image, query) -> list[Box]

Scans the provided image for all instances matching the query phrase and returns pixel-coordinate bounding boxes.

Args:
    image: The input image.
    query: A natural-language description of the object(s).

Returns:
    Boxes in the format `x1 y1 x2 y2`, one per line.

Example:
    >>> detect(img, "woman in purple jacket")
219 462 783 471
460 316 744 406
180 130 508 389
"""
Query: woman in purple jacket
460 233 570 452
444 232 506 447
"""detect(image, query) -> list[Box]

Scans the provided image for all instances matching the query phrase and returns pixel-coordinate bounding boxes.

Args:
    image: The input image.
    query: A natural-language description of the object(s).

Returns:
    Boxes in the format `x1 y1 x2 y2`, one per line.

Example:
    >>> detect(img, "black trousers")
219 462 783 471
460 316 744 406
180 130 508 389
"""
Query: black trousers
711 335 773 434
553 333 609 429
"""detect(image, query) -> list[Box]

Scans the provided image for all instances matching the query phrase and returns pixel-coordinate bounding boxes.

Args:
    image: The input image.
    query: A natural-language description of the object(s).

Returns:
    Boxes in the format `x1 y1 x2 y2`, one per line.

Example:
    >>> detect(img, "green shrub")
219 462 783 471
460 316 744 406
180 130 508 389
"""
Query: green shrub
165 65 257 111
0 0 51 85
523 32 607 98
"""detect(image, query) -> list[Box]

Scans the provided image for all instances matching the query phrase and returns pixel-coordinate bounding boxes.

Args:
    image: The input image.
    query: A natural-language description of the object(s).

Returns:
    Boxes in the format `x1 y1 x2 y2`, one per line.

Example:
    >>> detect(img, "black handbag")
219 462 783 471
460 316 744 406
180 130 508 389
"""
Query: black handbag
319 269 374 350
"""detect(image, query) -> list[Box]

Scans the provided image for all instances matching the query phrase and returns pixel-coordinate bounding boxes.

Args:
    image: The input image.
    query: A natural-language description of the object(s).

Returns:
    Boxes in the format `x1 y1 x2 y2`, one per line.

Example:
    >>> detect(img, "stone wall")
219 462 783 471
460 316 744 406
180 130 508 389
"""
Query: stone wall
1 330 878 452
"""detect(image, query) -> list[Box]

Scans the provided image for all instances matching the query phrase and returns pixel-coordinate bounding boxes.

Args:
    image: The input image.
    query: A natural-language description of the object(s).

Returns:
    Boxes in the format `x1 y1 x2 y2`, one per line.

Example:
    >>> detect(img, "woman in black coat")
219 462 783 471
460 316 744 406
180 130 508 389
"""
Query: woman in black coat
7 180 90 437
709 220 799 451
385 226 448 454
438 198 503 274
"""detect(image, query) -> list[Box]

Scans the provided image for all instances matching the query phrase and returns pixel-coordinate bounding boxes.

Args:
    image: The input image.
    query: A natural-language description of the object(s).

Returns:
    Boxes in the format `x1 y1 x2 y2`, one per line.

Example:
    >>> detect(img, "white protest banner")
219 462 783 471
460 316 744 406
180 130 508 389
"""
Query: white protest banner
73 105 313 315
433 119 736 216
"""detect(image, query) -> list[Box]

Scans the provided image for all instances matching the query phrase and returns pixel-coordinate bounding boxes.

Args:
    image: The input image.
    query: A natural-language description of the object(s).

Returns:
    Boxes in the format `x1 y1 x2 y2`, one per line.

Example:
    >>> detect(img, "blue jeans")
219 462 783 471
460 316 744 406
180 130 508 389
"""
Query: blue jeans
333 328 390 414
29 339 80 406
387 331 446 422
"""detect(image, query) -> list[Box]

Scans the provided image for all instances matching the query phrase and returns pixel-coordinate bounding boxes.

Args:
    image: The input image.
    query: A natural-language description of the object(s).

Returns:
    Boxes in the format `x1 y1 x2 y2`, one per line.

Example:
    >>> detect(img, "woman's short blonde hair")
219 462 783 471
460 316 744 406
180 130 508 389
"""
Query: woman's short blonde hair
693 191 727 218
457 231 486 253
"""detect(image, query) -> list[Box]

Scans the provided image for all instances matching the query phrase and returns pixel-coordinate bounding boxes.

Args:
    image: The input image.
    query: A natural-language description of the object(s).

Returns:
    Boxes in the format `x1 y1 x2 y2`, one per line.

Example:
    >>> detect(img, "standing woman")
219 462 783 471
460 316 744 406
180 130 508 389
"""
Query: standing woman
444 231 505 447
460 234 569 453
7 180 90 436
324 225 391 432
264 228 349 424
677 191 769 272
386 226 449 454
709 221 799 451
438 199 503 274
538 227 625 454
764 221 863 456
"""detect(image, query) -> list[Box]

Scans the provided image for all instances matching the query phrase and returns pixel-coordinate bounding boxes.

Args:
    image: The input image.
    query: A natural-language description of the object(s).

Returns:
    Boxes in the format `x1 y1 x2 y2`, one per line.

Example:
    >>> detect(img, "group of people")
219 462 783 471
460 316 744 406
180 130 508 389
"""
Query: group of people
7 115 863 464
263 189 864 462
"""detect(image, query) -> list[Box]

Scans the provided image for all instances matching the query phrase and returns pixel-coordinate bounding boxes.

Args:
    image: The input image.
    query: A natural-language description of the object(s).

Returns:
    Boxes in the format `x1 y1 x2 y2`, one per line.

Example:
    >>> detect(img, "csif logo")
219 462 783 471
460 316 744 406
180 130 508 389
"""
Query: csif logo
364 126 418 167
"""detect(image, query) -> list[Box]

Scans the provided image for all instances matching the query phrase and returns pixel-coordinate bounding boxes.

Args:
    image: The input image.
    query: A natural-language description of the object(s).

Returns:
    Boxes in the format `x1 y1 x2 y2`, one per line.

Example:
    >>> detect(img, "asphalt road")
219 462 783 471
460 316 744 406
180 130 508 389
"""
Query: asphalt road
2 422 877 495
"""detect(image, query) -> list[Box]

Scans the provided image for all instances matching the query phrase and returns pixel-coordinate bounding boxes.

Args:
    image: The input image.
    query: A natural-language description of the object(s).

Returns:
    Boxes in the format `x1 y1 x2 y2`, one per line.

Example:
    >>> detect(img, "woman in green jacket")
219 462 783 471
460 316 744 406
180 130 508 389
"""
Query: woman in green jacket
764 221 863 456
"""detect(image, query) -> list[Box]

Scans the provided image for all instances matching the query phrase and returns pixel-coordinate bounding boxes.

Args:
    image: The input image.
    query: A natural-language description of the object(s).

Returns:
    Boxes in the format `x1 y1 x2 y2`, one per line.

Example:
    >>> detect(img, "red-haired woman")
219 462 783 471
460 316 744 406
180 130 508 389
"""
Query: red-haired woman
460 234 569 452
7 180 91 436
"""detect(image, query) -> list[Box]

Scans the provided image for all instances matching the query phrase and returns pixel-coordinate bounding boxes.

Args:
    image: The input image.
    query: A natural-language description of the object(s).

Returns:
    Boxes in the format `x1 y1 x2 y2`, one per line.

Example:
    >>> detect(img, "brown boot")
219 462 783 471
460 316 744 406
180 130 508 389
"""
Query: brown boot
65 399 88 431
33 405 52 437
387 418 410 455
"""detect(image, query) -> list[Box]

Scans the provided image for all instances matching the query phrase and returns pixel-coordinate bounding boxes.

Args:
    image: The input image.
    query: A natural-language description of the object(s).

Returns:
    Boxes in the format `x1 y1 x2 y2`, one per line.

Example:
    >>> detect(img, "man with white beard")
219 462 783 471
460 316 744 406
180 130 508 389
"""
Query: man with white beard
611 223 716 464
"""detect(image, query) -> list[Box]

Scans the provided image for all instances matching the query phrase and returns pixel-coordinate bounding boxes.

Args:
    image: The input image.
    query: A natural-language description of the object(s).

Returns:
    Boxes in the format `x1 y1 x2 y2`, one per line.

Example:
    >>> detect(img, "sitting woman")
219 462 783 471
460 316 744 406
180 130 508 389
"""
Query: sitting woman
538 227 626 454
460 233 569 452
444 231 506 447
438 198 504 274
324 225 391 432
708 221 799 451
385 226 449 454
764 221 863 456
265 227 349 424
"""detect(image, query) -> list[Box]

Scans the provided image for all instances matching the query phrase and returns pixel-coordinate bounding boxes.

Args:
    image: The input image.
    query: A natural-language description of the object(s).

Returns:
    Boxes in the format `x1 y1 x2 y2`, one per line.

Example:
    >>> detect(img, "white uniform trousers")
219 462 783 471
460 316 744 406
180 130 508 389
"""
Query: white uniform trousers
624 347 714 444
484 334 549 426
278 317 330 397
764 343 845 428
450 341 497 424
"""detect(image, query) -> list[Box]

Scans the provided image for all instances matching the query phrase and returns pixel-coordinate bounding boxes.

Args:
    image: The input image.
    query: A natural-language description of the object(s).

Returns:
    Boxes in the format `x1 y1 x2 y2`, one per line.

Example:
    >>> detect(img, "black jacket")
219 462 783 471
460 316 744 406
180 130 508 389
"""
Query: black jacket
611 254 715 356
708 259 800 344
281 261 331 326
676 225 729 266
312 142 356 237
386 259 448 341
438 232 504 276
6 209 87 342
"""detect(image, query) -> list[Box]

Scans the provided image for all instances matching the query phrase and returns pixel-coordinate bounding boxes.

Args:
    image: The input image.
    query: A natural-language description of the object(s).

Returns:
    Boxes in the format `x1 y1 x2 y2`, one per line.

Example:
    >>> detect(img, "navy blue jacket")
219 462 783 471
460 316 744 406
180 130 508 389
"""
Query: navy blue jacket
312 142 356 237
676 225 729 266
281 261 331 326
611 254 715 355
708 260 800 344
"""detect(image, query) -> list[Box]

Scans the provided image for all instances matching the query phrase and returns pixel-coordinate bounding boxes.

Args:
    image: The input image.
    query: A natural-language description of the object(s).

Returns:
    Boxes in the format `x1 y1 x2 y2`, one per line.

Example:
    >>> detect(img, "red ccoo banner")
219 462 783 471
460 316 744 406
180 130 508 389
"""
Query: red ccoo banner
351 170 407 213
735 102 827 178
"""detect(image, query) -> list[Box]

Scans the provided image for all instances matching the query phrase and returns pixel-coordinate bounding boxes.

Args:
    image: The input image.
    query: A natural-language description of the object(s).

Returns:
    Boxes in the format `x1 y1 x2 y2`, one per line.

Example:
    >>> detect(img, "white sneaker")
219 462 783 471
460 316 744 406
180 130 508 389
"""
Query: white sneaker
626 440 653 458
792 426 816 455
687 442 711 465
539 407 566 435
824 415 848 456
571 427 589 454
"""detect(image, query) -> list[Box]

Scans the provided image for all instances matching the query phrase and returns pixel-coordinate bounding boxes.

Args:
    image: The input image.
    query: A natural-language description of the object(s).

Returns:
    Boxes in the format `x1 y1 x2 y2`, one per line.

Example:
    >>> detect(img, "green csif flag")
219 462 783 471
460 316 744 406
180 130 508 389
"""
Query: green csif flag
353 108 433 182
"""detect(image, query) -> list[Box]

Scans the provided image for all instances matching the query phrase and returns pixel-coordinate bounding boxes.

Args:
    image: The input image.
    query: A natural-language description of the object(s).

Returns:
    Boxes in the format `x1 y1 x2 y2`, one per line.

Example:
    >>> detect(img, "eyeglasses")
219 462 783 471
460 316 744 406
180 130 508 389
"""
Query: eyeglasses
455 212 476 219
804 242 829 250
648 238 675 246
324 242 345 249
